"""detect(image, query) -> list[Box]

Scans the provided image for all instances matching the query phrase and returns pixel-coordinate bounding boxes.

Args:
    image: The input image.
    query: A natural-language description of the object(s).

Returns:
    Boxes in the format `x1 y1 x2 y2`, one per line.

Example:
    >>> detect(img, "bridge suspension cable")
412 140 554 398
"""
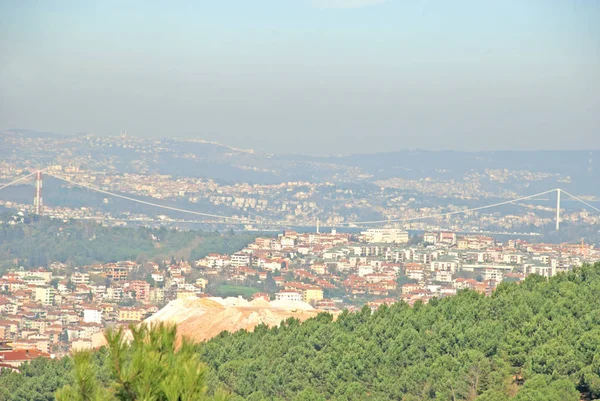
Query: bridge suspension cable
44 172 266 224
0 171 39 192
42 175 565 228
2 173 599 229
46 174 564 227
347 189 559 225
561 190 600 214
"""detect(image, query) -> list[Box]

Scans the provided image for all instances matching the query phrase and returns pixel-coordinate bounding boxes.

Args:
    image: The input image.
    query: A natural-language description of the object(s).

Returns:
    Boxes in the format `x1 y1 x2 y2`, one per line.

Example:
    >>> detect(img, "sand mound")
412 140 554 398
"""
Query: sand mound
143 296 325 343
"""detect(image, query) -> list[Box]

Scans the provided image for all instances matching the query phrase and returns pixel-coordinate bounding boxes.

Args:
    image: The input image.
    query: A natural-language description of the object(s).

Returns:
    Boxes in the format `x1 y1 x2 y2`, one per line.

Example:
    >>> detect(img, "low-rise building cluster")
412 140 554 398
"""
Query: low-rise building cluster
0 258 206 361
196 229 600 312
1 228 599 363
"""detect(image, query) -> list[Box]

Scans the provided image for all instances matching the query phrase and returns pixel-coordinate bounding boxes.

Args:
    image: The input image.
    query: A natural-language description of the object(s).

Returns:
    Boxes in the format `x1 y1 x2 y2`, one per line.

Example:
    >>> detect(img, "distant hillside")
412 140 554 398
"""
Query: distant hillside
3 130 599 191
321 150 600 194
0 217 258 270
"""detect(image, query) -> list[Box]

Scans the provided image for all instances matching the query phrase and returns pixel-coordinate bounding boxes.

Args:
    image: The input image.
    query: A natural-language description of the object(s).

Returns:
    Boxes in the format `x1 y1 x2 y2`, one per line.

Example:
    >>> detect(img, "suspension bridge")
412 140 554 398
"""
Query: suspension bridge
1 170 599 231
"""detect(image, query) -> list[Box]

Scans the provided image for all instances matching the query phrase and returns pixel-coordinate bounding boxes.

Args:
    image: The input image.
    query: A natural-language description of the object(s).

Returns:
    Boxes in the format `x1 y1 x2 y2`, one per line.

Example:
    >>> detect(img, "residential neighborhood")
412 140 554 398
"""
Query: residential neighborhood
1 227 599 365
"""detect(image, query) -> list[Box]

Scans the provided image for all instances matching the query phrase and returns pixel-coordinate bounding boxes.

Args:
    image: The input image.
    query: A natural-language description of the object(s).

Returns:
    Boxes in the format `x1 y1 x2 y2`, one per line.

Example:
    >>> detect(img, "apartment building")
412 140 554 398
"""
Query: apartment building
34 287 55 306
275 290 303 303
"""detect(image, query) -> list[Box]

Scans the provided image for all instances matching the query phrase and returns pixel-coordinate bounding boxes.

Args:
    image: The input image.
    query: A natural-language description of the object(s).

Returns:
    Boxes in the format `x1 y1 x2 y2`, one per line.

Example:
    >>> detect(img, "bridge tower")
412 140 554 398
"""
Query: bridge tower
34 171 43 215
555 188 561 231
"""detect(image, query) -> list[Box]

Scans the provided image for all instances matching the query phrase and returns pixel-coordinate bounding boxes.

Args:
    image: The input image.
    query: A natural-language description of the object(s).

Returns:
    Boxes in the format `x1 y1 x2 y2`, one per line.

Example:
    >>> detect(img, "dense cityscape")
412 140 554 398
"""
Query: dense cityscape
2 131 599 237
2 130 600 400
2 0 600 398
1 221 599 366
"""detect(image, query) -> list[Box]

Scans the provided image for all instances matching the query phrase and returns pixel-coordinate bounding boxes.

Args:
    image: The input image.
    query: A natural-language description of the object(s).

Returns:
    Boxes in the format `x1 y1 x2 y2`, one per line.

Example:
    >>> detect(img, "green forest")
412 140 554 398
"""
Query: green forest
2 263 600 400
199 263 600 400
0 216 259 271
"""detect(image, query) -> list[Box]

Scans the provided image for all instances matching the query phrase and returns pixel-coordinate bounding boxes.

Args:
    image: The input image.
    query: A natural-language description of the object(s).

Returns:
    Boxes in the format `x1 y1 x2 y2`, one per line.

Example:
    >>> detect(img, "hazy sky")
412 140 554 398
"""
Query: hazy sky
1 0 599 155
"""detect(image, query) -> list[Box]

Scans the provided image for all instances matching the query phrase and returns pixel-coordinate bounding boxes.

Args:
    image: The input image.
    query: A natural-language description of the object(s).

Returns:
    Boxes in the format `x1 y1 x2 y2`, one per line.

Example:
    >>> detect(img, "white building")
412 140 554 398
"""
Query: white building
280 237 295 248
525 264 556 278
71 272 90 285
502 253 527 265
150 288 166 304
263 260 283 272
83 309 103 325
231 253 251 267
34 287 55 306
423 233 437 245
19 269 53 283
275 290 303 303
358 265 375 277
429 256 460 273
426 284 442 294
106 286 123 302
406 269 425 282
360 228 409 244
482 269 504 282
434 270 454 283
151 273 165 282
201 254 228 269
71 339 93 352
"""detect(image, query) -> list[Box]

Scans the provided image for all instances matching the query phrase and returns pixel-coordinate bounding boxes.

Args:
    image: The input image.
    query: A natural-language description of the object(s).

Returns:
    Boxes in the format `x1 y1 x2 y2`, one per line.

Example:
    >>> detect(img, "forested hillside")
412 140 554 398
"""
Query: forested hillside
199 263 600 400
2 264 600 400
0 349 112 401
0 217 258 270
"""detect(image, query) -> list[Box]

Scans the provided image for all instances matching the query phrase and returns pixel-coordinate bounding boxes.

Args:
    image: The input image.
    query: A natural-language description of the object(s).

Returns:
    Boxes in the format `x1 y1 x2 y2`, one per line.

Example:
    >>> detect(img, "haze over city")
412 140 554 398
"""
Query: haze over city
4 2 600 400
1 0 599 155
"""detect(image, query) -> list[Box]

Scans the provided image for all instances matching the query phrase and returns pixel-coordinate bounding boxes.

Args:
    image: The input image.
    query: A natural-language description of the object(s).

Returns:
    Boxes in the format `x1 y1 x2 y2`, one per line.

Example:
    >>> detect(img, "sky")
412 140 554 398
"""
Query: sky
0 0 599 155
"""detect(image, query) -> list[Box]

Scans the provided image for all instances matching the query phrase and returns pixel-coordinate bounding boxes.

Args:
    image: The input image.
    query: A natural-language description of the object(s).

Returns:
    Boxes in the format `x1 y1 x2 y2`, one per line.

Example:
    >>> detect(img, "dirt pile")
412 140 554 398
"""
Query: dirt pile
143 296 326 343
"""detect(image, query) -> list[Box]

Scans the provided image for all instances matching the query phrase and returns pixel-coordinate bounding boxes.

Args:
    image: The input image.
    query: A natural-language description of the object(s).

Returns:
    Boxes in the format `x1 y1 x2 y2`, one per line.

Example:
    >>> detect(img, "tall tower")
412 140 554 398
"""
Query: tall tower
34 171 43 215
555 188 561 231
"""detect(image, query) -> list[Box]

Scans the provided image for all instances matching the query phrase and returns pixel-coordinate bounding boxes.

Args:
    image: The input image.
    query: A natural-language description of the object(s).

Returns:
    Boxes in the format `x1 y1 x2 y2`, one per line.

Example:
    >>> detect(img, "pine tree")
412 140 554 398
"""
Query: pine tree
56 323 230 401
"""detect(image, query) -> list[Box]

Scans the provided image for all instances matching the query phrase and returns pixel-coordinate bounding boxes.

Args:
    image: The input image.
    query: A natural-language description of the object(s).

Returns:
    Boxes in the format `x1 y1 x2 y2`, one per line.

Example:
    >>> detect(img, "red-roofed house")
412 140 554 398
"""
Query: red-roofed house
0 349 51 368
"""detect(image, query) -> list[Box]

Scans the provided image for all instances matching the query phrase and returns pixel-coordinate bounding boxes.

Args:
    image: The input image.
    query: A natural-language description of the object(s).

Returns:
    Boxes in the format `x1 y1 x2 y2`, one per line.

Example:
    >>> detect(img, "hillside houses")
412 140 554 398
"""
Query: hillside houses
1 228 599 364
